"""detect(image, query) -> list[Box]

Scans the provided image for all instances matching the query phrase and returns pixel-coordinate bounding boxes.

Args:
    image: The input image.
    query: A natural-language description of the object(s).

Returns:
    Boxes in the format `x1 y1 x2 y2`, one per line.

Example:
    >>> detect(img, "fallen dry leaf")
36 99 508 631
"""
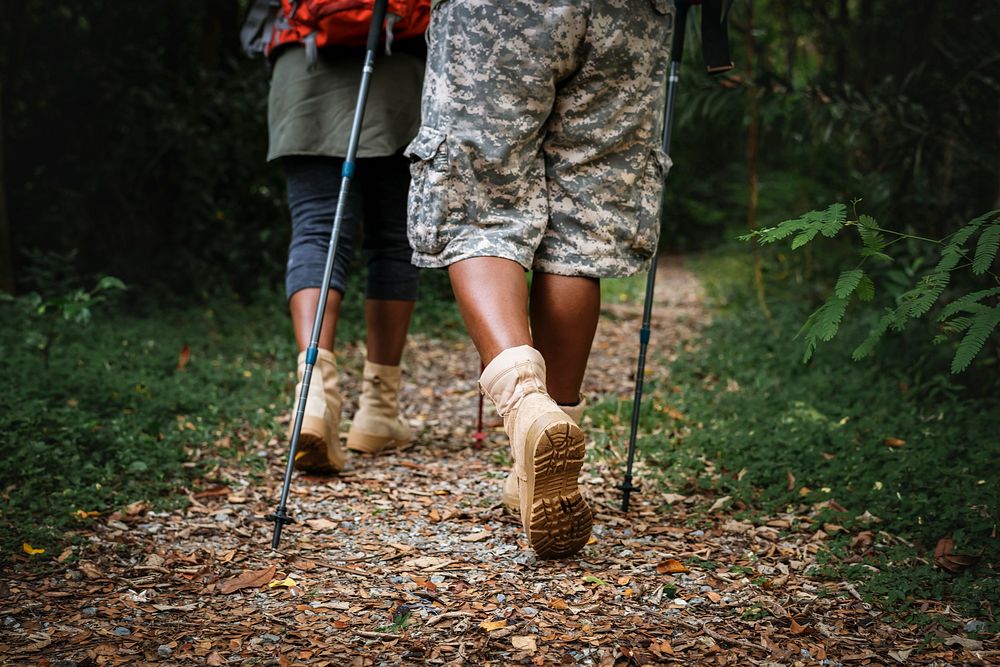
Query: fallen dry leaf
655 559 690 575
511 636 537 652
176 343 191 371
933 537 980 574
657 403 685 421
268 576 298 589
402 556 453 570
78 561 102 579
22 543 44 556
883 437 906 448
480 619 507 632
851 530 875 553
460 531 490 542
219 564 276 594
709 495 731 512
305 518 338 531
789 618 812 635
943 635 983 651
206 651 225 666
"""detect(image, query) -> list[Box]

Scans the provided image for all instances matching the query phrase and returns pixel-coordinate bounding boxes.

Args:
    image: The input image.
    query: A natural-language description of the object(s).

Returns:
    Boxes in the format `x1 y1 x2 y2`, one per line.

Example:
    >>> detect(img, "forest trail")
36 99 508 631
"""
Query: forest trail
2 258 992 666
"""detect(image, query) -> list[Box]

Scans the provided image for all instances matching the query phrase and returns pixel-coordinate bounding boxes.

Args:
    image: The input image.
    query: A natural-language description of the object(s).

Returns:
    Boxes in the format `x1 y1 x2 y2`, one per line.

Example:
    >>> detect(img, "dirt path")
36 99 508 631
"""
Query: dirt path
2 258 992 666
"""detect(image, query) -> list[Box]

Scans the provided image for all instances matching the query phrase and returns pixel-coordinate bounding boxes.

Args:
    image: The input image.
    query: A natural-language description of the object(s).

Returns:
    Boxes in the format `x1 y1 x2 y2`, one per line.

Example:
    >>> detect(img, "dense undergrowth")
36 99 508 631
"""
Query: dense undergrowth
595 246 999 627
0 270 462 563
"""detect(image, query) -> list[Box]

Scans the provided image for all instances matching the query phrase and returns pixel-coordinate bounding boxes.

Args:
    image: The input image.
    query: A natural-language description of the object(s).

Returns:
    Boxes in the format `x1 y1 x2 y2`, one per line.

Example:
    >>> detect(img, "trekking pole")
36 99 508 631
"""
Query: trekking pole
268 0 391 549
620 0 733 512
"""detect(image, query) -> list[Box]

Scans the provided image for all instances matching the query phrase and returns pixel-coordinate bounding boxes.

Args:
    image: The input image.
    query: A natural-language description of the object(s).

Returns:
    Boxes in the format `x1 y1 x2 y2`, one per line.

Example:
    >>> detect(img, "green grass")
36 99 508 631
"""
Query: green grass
0 269 463 564
591 246 1000 626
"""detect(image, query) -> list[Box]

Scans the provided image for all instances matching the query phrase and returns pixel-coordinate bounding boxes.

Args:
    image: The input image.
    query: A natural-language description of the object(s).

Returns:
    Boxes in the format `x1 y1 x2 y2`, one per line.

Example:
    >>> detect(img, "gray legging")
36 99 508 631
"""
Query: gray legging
283 153 419 301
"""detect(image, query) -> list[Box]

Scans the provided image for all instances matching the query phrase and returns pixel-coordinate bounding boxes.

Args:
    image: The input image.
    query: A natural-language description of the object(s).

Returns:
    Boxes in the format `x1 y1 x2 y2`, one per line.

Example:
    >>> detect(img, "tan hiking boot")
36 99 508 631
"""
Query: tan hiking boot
481 346 592 559
502 399 586 513
291 349 346 473
346 360 412 454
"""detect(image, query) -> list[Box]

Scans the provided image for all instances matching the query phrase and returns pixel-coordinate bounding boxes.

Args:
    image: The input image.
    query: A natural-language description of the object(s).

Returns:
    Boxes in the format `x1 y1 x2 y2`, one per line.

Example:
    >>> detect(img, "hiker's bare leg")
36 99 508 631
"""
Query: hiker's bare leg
289 288 343 352
448 257 532 364
529 272 600 405
365 299 415 366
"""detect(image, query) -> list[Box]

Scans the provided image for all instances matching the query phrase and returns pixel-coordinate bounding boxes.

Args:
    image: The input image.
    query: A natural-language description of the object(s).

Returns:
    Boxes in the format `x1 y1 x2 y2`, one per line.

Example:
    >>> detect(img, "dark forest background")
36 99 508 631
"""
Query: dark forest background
1 1 997 298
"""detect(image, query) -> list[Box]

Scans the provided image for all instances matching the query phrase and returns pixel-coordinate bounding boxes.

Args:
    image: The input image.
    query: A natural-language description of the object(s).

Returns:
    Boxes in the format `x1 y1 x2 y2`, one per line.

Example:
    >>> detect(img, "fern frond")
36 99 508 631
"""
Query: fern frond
856 274 875 302
798 296 850 361
857 214 887 254
901 271 951 320
938 287 1000 320
852 311 893 360
973 223 1000 275
941 316 976 335
791 203 848 249
951 305 1000 373
944 209 999 252
754 204 848 248
834 269 865 299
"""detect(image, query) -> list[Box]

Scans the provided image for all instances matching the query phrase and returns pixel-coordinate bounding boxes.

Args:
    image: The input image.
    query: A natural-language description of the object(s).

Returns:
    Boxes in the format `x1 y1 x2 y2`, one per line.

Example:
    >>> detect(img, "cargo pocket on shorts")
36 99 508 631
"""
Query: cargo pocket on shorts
631 148 673 258
404 127 450 255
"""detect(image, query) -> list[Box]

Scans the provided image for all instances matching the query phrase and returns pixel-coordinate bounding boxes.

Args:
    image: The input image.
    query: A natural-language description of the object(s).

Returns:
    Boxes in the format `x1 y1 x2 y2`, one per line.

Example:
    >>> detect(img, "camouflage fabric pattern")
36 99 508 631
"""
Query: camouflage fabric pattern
405 0 674 277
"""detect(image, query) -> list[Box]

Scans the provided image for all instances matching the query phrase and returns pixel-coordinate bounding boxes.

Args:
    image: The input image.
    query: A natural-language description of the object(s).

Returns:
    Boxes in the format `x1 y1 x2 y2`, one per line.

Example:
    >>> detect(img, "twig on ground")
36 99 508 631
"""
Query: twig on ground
424 611 474 627
356 630 403 640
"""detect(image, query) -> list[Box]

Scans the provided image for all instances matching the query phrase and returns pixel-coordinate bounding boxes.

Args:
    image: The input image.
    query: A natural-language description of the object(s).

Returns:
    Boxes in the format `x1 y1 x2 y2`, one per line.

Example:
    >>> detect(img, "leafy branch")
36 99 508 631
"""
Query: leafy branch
742 206 1000 373
0 276 127 367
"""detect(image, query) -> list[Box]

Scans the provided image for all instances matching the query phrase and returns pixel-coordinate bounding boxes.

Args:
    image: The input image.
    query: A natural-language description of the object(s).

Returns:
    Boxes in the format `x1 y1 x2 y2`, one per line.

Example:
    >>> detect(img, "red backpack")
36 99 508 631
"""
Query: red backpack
240 0 431 60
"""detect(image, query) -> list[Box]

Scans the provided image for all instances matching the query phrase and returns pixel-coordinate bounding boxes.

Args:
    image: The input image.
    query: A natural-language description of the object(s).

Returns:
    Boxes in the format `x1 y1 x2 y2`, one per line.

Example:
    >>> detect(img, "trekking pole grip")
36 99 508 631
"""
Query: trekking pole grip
367 0 390 52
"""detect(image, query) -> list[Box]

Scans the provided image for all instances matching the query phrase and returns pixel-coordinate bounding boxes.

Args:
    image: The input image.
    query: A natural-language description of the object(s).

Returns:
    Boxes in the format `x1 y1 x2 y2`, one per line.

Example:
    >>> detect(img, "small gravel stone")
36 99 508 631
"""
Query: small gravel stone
496 593 506 603
157 645 173 657
113 627 131 636
261 633 281 643
3 616 18 628
521 607 538 617
82 607 97 617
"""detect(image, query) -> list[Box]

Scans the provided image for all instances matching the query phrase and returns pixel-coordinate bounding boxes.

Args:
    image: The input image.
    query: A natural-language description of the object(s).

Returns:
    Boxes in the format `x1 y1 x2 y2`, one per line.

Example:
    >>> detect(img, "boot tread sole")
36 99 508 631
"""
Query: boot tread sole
292 416 345 472
523 415 591 559
345 429 412 454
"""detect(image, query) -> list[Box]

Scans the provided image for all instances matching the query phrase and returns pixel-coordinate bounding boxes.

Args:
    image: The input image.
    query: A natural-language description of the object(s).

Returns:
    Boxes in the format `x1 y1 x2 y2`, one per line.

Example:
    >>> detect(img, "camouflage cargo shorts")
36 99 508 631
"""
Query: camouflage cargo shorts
404 0 674 277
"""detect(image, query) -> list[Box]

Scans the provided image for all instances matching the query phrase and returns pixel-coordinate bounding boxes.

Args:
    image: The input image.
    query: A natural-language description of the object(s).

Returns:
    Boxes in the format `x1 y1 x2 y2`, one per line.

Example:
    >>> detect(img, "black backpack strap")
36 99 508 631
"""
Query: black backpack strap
700 0 734 73
240 0 282 57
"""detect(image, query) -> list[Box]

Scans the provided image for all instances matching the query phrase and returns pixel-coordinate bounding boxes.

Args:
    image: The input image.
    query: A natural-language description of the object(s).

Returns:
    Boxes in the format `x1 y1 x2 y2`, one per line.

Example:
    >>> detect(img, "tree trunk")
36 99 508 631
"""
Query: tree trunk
744 1 772 324
995 98 1000 209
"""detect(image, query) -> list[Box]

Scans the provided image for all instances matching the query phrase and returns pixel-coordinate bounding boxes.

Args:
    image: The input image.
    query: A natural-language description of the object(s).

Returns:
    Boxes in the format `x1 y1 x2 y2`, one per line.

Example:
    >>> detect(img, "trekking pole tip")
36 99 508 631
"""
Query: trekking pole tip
266 509 296 548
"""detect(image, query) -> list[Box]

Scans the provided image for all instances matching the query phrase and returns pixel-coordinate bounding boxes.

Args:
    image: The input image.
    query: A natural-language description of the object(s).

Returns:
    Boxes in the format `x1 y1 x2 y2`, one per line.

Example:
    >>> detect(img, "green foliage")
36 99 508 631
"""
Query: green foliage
746 205 1000 372
0 293 295 562
1 250 127 365
0 270 461 562
616 249 999 622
